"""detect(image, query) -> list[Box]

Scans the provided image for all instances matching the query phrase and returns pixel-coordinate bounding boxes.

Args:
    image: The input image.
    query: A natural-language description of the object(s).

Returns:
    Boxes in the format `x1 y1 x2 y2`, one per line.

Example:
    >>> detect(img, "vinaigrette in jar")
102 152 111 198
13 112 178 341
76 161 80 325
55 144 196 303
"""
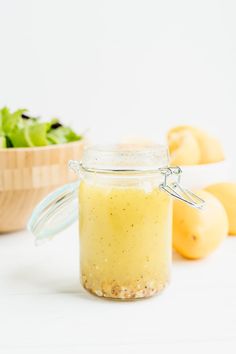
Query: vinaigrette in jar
79 145 172 299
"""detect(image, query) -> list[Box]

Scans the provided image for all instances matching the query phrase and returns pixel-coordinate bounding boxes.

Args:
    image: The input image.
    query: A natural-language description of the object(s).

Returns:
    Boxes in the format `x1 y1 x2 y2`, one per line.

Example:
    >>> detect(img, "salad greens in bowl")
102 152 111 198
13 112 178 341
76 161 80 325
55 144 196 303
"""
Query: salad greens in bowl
0 107 82 148
0 107 84 232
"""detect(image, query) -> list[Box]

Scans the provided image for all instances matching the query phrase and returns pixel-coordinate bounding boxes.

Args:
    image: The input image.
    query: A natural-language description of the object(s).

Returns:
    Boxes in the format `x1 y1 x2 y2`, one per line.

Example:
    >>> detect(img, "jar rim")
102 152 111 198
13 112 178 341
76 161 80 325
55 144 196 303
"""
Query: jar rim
80 144 170 172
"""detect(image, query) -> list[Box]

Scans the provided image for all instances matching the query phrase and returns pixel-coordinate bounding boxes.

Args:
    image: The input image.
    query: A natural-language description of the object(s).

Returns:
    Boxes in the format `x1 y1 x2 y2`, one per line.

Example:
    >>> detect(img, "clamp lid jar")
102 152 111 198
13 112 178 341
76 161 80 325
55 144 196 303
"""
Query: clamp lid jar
28 144 204 300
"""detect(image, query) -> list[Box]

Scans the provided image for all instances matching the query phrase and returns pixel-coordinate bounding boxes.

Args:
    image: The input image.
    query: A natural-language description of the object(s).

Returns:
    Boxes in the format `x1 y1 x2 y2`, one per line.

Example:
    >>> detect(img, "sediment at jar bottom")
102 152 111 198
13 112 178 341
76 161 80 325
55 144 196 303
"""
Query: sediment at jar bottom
81 275 169 299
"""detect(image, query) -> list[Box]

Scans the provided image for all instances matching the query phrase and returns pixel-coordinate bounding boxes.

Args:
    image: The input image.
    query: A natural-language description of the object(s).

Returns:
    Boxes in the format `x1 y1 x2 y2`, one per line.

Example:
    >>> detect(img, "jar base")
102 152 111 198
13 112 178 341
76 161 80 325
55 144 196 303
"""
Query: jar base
82 278 168 300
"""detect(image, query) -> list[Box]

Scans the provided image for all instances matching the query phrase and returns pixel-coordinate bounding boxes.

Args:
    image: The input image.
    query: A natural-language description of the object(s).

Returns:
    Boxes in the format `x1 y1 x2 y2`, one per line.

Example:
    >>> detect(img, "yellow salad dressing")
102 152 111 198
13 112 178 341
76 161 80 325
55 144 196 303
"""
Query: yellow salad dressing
79 180 172 299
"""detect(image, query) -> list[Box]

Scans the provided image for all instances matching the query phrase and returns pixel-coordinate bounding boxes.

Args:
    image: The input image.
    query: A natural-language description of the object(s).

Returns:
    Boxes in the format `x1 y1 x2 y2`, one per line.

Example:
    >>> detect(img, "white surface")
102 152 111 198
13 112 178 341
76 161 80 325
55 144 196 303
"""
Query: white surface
1 0 236 156
0 224 236 354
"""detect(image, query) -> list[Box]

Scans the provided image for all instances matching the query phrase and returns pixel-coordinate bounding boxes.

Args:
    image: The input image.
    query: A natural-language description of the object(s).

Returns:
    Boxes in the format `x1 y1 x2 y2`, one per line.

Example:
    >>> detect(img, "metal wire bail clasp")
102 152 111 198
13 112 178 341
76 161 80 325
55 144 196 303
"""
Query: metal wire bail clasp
159 167 205 209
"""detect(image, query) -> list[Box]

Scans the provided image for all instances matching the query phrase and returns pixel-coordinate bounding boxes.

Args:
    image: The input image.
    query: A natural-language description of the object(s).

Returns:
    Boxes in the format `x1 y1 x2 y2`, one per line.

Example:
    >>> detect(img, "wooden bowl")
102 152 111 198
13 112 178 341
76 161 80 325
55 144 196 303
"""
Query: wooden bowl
0 141 84 233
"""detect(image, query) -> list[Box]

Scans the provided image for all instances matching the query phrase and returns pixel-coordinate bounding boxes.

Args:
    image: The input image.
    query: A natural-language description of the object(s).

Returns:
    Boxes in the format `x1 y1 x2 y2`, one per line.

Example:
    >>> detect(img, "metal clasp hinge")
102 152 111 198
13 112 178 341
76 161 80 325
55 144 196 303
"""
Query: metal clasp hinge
159 167 205 209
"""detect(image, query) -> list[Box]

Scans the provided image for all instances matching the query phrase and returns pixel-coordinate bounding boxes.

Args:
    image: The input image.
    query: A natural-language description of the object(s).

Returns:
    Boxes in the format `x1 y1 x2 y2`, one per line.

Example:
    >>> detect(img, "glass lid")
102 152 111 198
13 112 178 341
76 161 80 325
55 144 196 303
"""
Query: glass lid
28 181 79 243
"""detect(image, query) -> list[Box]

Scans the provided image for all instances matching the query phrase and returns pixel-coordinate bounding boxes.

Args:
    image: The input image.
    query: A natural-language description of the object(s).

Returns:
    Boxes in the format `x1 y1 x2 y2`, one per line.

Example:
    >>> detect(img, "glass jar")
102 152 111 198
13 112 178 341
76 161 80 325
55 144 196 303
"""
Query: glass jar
28 145 204 300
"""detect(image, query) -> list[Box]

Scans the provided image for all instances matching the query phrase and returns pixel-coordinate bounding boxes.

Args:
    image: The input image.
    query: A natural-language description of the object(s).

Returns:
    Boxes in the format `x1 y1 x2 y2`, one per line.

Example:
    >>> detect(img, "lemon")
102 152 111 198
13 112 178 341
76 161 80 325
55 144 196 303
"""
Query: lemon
205 183 236 235
168 126 224 164
168 130 200 165
173 190 228 259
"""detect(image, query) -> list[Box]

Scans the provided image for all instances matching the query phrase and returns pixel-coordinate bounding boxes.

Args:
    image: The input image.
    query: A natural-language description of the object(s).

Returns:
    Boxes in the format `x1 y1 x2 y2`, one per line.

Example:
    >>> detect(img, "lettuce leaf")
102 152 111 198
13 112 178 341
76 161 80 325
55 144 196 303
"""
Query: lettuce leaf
47 126 82 145
0 107 82 148
1 107 27 134
0 136 7 148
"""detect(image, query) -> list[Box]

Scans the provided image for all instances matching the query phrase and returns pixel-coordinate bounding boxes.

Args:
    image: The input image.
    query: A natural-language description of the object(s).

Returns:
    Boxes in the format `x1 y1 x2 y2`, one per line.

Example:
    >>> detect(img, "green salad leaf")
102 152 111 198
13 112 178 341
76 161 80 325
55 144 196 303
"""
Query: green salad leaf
0 136 7 148
0 107 82 148
0 107 27 134
47 126 82 145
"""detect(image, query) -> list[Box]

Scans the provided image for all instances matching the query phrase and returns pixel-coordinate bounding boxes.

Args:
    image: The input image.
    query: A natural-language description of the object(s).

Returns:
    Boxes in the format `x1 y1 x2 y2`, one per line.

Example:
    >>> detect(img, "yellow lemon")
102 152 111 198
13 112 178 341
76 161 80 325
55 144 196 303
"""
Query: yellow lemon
205 183 236 235
168 126 224 164
173 190 228 259
168 130 200 165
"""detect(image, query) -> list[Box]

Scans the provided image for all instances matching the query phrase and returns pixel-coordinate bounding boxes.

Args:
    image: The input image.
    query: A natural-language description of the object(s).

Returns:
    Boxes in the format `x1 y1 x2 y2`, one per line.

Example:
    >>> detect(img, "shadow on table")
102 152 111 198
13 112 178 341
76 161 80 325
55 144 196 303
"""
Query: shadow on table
7 265 100 302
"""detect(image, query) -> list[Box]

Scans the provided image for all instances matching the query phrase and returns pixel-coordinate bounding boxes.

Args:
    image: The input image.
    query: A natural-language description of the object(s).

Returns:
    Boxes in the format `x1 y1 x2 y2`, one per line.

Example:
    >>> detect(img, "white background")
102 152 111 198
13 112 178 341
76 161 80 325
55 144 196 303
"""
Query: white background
1 1 236 353
1 0 236 150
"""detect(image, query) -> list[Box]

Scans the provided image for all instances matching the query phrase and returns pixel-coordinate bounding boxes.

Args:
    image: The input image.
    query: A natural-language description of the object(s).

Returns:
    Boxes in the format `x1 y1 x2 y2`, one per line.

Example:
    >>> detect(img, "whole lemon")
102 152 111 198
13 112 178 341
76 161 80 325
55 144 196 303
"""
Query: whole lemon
173 190 228 259
205 183 236 235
